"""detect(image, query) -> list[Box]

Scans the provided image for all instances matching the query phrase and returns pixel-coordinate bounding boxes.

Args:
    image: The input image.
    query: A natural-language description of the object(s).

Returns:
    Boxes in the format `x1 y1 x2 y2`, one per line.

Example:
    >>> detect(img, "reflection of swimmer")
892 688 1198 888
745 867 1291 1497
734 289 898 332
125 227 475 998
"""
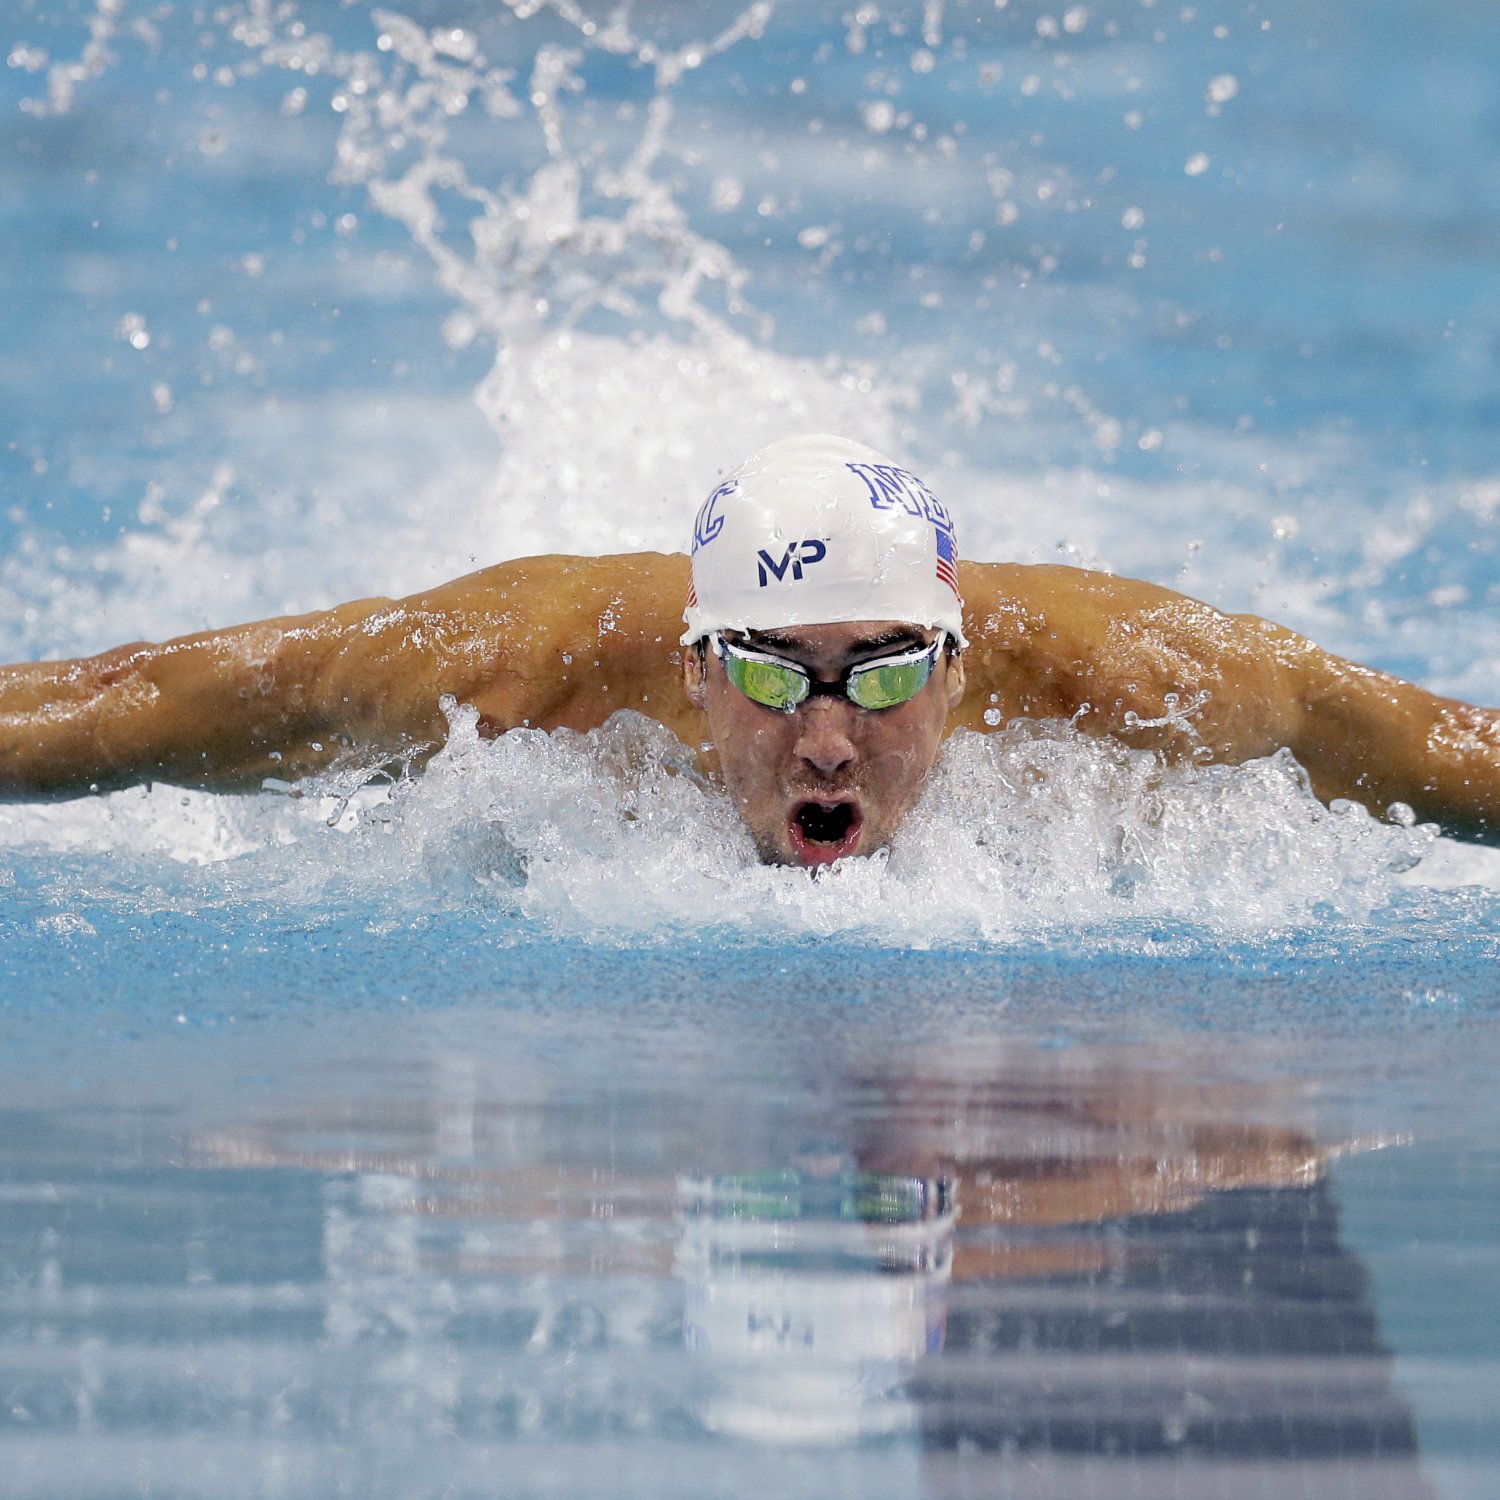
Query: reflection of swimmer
842 1051 1431 1494
677 1162 956 1444
195 1045 1418 1475
4 433 1500 862
197 1050 1344 1454
858 1058 1327 1283
918 1174 1434 1500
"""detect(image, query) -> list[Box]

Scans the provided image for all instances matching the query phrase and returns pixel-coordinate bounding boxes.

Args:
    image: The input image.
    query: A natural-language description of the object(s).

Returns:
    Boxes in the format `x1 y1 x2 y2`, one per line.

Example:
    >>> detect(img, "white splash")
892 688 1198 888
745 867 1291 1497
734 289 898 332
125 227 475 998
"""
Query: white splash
0 706 1441 943
0 0 904 662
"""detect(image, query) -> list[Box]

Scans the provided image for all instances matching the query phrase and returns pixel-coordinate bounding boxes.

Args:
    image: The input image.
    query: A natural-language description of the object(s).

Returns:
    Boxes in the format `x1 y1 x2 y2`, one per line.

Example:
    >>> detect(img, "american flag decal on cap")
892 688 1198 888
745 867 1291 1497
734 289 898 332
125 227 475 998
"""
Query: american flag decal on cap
935 526 959 597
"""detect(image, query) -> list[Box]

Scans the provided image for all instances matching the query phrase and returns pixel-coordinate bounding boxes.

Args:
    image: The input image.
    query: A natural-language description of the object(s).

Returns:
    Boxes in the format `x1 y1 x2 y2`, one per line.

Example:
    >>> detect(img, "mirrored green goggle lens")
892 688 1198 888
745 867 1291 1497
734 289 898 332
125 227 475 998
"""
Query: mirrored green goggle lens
845 655 934 710
722 653 809 710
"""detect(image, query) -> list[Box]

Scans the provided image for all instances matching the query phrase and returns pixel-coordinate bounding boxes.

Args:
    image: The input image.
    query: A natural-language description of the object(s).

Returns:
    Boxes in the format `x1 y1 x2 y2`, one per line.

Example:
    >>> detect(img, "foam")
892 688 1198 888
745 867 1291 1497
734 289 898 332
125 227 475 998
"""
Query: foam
0 704 1445 944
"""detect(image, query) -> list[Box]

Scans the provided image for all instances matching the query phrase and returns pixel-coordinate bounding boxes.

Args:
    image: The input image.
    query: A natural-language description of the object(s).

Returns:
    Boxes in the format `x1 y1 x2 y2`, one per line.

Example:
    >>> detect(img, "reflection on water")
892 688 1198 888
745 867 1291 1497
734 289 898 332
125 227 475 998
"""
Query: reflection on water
680 1162 954 1444
0 1015 1451 1498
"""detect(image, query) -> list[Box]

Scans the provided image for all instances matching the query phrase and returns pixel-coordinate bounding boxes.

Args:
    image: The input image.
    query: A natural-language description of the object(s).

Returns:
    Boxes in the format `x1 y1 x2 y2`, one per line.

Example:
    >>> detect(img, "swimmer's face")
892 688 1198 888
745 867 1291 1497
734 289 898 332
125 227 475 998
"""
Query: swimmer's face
684 621 965 868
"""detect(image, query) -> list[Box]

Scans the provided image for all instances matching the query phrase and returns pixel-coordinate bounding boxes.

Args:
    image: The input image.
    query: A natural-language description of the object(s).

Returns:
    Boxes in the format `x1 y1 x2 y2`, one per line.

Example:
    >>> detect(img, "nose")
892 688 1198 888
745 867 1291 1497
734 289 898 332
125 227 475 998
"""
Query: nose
793 697 859 779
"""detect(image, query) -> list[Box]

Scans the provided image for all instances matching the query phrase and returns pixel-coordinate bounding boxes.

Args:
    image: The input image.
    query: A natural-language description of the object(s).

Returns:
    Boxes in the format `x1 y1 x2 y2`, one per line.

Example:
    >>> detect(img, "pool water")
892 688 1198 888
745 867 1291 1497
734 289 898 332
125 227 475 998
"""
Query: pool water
3 0 1500 1495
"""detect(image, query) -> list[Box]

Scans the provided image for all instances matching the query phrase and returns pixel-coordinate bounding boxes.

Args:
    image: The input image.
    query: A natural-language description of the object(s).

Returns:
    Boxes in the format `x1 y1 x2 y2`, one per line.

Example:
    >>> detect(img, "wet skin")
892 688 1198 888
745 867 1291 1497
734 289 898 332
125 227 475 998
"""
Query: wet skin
3 552 1500 845
682 621 966 867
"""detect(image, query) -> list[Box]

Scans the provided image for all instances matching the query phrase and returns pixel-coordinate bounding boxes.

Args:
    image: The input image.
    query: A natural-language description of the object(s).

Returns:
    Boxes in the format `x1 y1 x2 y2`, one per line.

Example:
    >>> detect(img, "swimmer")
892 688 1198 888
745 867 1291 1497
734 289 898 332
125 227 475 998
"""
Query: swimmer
3 433 1499 861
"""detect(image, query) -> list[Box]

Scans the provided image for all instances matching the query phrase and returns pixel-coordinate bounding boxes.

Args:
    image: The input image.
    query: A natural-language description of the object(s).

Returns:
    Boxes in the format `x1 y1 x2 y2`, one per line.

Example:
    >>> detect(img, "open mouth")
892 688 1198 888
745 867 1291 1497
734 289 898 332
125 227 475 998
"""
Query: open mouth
788 799 864 867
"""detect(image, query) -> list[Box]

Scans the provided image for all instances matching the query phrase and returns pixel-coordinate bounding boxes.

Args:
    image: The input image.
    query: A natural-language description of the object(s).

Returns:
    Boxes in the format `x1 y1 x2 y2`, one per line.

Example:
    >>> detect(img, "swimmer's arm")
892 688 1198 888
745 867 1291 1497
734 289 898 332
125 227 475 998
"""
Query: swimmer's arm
0 597 442 798
1258 621 1500 846
0 552 693 799
961 563 1500 844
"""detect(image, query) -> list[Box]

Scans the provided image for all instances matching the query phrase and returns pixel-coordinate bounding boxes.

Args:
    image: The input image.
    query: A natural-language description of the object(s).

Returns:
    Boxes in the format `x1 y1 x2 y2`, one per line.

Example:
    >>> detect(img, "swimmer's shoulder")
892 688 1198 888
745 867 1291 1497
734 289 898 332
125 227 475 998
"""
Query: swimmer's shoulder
959 560 1182 651
404 551 690 634
954 561 1247 729
361 552 694 737
954 561 1302 753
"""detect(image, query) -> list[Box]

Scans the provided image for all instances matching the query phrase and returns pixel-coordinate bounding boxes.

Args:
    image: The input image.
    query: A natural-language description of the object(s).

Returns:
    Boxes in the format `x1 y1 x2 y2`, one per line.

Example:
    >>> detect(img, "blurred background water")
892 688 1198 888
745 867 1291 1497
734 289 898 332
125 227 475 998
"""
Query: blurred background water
2 0 1500 1495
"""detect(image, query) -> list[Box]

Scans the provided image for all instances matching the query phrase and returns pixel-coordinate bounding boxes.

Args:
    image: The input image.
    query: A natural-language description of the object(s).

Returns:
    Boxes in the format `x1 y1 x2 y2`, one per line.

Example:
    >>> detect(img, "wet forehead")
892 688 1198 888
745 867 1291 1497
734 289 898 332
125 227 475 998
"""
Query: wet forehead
743 620 932 669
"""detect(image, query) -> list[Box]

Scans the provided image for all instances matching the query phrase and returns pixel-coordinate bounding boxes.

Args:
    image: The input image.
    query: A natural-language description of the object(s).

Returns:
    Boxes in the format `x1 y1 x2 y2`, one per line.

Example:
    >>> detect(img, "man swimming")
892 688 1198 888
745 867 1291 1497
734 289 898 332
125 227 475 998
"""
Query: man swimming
2 433 1499 862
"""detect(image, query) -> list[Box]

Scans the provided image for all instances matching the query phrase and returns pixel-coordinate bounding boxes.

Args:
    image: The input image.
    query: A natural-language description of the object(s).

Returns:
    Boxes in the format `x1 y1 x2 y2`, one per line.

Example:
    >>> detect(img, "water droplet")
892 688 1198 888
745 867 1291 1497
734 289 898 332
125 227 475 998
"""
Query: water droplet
116 312 150 350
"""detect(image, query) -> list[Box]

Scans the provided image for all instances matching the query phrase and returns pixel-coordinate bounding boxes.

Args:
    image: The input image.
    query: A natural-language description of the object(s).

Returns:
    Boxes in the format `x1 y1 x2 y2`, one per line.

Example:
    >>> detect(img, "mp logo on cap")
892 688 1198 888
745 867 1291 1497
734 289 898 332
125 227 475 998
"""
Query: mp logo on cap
756 538 827 586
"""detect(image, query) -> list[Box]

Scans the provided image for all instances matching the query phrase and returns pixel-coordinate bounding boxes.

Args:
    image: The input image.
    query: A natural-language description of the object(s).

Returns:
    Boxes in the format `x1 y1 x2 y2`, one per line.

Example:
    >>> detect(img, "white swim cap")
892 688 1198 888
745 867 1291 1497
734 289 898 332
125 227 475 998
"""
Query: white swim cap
681 434 968 648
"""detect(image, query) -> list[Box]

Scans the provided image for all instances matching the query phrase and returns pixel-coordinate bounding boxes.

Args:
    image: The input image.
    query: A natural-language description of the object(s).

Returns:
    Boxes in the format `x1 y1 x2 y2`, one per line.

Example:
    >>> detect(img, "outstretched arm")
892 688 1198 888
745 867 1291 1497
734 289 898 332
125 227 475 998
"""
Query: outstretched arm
0 595 447 798
956 561 1500 845
1261 620 1500 845
0 552 694 799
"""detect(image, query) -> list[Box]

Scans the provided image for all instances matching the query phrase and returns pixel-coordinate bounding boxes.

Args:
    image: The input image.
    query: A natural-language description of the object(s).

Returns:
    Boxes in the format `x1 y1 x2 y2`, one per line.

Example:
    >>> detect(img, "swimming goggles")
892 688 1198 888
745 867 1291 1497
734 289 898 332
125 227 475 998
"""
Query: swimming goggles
709 631 945 713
